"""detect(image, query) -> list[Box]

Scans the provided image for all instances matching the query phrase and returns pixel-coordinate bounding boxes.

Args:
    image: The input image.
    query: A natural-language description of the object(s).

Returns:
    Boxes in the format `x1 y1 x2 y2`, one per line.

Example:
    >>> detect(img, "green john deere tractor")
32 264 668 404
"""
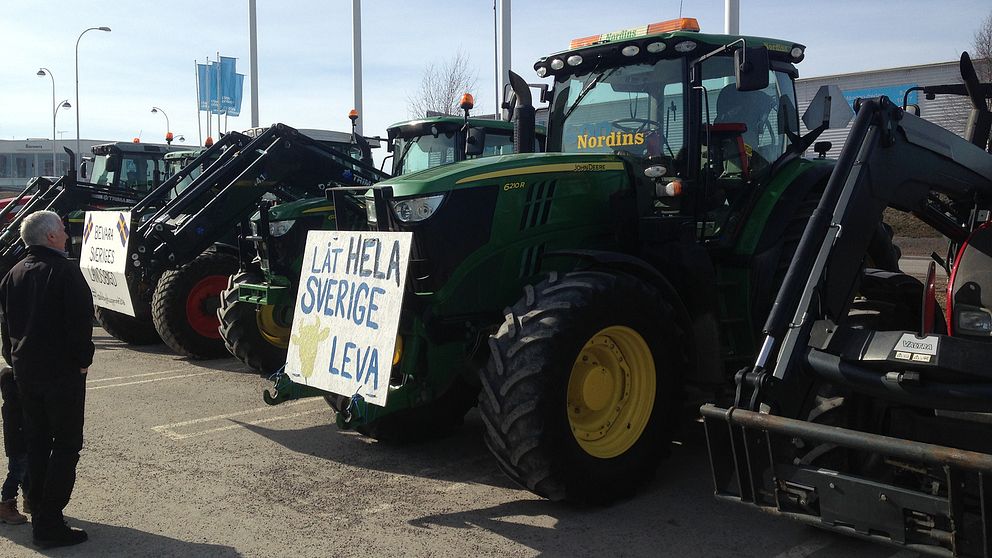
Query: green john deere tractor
267 17 896 503
219 115 542 374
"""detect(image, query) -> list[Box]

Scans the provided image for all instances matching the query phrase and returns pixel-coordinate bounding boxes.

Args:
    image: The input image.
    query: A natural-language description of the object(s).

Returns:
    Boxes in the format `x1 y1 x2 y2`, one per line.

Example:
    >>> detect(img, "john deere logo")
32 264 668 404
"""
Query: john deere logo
83 215 94 243
116 213 129 247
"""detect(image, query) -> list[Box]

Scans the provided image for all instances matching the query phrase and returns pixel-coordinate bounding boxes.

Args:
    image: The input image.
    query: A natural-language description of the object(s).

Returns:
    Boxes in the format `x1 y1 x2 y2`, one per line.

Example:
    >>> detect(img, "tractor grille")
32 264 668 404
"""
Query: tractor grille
518 179 557 231
519 243 546 279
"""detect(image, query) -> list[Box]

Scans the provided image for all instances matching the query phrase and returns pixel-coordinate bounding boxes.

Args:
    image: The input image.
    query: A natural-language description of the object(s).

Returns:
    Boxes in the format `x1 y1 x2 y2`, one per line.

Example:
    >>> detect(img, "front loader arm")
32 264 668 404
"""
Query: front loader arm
741 97 992 415
134 124 389 273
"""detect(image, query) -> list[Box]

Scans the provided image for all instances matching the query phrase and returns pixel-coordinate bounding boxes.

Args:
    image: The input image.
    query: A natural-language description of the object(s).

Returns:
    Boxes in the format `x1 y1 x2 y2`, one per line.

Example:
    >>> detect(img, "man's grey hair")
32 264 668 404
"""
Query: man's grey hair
20 211 65 246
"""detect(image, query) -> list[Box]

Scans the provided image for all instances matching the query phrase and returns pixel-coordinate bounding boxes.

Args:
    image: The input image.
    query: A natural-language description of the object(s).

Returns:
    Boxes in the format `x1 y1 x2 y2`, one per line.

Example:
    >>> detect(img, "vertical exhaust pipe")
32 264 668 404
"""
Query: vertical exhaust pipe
509 71 535 154
63 147 77 186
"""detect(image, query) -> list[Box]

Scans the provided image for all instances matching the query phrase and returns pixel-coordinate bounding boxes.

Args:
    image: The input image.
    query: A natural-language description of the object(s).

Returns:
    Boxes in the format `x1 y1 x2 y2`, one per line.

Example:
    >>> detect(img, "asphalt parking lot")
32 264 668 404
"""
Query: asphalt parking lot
0 328 924 557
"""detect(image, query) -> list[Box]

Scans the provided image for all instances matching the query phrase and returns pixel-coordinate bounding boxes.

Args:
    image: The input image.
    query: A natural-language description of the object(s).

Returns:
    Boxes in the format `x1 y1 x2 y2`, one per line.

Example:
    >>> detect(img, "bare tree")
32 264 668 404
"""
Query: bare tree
407 51 480 118
975 10 992 81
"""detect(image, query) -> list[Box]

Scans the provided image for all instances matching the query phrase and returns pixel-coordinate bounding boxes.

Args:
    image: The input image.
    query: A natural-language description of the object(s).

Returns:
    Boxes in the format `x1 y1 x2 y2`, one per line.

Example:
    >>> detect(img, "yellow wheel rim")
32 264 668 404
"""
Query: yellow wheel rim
567 326 656 459
256 305 291 349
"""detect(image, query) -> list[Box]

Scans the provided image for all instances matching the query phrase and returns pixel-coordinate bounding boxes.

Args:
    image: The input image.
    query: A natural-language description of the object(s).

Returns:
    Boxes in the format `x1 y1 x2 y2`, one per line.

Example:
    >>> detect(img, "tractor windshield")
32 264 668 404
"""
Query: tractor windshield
91 153 168 193
549 58 686 170
168 156 203 199
394 133 457 175
392 129 514 175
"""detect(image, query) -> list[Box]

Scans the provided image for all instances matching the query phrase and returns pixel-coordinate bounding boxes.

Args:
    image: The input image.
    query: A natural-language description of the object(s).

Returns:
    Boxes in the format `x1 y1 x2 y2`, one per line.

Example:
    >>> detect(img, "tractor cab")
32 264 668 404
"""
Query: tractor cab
387 116 540 176
163 149 208 198
539 18 807 240
87 141 183 194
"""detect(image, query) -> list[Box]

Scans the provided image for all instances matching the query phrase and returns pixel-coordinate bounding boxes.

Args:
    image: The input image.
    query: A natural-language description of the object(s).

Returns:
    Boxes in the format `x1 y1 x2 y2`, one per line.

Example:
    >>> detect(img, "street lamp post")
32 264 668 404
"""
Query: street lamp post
151 107 172 145
37 68 56 174
53 100 72 174
75 26 111 168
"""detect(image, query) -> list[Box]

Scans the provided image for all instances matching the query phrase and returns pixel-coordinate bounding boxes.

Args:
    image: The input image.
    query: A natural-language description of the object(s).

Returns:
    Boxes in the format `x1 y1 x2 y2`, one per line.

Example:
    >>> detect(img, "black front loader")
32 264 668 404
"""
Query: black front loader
132 123 388 274
114 123 388 359
703 53 992 557
0 145 194 275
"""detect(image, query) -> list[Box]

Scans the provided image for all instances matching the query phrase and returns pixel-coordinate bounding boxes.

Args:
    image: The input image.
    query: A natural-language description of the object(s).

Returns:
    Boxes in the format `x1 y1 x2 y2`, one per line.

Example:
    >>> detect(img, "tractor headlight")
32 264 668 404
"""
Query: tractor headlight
956 306 992 335
390 194 444 223
268 220 294 237
365 194 378 224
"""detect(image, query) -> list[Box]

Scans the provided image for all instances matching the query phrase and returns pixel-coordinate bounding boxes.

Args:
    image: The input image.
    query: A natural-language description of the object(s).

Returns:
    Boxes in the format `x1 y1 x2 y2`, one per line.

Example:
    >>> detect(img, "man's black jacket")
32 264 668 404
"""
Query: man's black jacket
0 246 94 383
0 366 25 456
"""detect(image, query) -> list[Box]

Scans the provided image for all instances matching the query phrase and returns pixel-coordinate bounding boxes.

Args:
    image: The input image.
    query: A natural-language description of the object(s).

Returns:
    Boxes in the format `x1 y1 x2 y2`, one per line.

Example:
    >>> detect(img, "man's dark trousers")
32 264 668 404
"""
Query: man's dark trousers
17 371 85 530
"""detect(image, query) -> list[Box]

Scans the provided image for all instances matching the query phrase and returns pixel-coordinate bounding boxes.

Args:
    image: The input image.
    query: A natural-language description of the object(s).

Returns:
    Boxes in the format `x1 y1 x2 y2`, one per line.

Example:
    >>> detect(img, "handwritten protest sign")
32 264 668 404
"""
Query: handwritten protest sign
285 230 412 406
79 211 136 316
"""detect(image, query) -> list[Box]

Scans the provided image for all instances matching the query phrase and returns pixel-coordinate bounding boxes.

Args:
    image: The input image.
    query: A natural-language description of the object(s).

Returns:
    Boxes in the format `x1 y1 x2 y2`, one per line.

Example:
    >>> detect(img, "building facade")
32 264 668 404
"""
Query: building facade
0 138 110 191
795 60 973 158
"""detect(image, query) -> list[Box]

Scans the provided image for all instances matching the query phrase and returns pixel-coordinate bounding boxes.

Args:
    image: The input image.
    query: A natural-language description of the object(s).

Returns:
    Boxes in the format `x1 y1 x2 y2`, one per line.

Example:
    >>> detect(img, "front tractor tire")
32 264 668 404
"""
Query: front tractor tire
217 271 292 374
152 251 239 359
479 270 684 504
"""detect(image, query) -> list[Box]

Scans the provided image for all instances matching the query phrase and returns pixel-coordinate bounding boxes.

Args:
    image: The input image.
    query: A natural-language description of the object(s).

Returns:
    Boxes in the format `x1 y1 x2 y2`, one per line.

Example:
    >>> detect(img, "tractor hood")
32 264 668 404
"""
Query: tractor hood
376 152 628 198
255 197 335 223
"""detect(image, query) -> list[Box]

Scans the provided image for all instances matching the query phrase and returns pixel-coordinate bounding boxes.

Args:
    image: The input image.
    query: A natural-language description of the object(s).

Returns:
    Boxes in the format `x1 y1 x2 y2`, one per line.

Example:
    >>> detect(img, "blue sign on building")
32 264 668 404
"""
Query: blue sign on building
842 83 918 108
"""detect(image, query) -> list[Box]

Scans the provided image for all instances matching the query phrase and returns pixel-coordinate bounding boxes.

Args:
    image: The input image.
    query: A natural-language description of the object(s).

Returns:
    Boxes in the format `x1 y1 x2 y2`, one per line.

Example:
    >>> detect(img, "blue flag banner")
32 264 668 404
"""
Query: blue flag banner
196 57 245 115
220 56 237 109
227 74 245 117
197 63 210 111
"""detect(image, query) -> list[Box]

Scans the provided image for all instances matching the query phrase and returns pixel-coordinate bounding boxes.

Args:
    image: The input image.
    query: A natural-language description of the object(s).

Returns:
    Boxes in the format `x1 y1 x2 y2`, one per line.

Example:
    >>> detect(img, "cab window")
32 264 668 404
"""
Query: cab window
549 58 686 174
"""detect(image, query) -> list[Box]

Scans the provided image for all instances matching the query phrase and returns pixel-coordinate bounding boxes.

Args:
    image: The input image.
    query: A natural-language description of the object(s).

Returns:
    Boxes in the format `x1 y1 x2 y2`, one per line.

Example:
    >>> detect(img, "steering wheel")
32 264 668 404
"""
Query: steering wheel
612 118 663 133
612 118 673 159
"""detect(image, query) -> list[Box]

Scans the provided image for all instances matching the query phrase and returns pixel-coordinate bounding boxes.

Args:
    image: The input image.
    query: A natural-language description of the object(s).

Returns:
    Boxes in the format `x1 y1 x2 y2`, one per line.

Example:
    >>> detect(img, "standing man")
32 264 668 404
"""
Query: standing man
0 210 93 548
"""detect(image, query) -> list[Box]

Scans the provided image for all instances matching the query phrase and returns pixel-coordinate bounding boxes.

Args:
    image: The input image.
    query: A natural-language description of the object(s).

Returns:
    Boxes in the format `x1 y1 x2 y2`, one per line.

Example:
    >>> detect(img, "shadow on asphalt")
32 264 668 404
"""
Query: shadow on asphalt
402 420 914 558
234 400 915 557
235 410 518 490
91 330 259 374
0 517 241 557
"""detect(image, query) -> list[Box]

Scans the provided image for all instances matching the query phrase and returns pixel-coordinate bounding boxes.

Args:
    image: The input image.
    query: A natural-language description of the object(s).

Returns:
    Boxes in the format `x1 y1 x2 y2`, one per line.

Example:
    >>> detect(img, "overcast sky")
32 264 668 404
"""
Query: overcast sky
1 0 988 150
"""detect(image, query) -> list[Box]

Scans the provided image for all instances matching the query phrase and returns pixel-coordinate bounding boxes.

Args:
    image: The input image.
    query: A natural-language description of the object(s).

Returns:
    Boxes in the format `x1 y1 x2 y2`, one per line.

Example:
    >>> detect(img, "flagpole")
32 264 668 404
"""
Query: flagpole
216 51 221 137
194 60 202 146
205 55 211 141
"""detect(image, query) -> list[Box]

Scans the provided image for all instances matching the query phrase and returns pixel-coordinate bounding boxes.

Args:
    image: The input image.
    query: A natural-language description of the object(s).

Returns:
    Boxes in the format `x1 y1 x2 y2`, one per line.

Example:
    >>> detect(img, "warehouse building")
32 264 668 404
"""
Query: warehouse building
0 138 110 191
795 59 975 158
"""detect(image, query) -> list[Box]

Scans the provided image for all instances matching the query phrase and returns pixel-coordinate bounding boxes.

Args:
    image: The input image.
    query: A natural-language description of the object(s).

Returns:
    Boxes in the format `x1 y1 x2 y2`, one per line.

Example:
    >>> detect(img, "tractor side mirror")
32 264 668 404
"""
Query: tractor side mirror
79 160 88 179
734 46 770 92
502 82 517 122
802 85 855 131
465 127 487 157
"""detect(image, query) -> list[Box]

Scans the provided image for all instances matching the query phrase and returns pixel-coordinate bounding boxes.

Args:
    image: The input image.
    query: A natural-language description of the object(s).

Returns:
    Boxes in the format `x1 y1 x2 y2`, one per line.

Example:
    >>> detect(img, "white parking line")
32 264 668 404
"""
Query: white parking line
87 367 192 383
151 399 328 440
87 371 217 390
772 535 833 558
158 408 328 440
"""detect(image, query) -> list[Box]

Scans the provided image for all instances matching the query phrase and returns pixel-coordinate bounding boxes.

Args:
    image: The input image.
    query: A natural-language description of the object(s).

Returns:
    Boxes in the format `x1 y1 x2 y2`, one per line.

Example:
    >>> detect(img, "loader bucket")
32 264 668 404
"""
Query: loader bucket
701 403 992 557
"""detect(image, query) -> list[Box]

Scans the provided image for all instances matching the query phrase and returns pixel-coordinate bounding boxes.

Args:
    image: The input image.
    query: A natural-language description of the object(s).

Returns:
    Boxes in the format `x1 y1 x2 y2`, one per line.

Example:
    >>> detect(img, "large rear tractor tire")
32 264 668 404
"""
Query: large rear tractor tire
479 270 685 504
152 251 239 359
217 271 292 374
95 307 161 345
